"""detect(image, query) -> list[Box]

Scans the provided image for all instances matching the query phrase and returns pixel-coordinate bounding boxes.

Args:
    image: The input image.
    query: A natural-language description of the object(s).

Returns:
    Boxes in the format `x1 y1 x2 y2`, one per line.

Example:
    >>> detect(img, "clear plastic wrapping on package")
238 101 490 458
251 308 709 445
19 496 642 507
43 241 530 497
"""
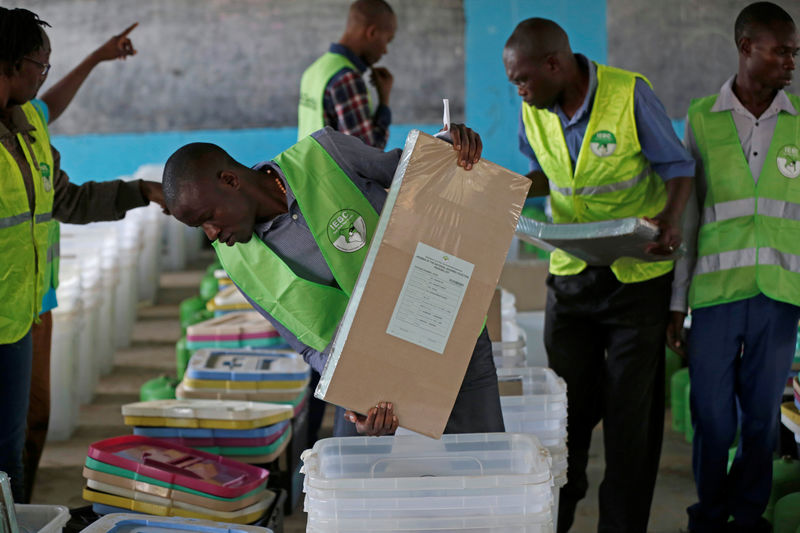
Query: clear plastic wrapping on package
317 130 531 438
515 216 682 265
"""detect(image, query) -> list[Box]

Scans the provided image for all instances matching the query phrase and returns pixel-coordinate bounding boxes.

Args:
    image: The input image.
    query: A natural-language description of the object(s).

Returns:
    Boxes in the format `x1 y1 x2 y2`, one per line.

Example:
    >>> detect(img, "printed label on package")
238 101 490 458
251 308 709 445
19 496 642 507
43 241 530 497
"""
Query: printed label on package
386 242 474 354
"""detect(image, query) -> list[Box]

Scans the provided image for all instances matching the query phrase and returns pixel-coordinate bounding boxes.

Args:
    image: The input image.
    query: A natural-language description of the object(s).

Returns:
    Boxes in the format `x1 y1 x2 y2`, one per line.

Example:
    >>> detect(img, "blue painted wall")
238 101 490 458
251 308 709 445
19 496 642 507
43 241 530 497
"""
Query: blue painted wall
55 0 612 184
54 124 439 185
463 0 608 175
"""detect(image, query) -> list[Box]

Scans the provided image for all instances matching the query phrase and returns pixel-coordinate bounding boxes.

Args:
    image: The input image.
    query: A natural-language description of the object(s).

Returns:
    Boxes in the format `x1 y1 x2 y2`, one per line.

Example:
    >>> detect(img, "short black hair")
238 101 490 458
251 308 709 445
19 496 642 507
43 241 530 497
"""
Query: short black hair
162 142 238 210
0 8 50 76
735 2 795 46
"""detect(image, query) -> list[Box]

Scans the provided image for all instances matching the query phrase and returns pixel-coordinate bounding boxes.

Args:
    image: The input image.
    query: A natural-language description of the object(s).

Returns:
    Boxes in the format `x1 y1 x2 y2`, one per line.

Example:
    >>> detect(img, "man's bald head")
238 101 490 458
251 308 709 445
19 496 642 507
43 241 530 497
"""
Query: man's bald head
346 0 395 32
505 18 571 60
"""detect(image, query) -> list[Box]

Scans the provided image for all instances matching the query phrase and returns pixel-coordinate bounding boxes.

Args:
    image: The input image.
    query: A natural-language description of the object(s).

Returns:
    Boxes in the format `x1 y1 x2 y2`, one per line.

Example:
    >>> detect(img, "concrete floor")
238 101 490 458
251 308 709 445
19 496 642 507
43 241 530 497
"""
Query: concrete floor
31 251 697 532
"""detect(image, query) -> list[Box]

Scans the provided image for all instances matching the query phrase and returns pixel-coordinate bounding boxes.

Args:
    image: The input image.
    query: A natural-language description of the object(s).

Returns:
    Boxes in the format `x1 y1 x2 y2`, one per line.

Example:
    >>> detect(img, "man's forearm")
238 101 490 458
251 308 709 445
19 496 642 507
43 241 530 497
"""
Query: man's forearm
659 176 693 221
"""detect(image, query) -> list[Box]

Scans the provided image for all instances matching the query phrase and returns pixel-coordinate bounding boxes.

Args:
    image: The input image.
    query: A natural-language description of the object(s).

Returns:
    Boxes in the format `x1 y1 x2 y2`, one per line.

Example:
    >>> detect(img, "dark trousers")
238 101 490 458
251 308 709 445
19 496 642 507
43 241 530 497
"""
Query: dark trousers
23 310 52 503
332 327 504 437
687 294 800 533
545 267 671 533
0 328 34 502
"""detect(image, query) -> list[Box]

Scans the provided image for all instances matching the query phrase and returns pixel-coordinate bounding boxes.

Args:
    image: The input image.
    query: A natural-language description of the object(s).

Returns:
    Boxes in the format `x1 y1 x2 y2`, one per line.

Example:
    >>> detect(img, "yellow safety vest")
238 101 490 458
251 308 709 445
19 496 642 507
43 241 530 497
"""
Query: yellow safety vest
0 102 55 343
522 63 673 283
297 51 370 140
688 92 800 309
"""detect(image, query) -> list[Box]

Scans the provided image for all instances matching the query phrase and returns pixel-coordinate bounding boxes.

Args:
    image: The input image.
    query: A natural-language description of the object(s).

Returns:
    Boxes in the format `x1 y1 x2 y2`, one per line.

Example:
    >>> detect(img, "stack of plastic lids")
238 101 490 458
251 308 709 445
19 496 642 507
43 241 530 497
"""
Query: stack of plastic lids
82 435 275 523
176 349 311 413
493 289 528 368
122 399 294 464
207 286 255 316
301 433 555 532
215 268 234 289
78 513 272 533
186 312 287 351
497 367 568 523
794 373 799 411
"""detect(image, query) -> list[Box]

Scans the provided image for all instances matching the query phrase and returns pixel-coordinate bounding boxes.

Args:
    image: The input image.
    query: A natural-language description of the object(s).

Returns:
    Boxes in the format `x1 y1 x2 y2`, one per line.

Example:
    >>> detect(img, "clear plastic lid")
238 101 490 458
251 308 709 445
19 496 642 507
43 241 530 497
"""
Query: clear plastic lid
302 433 552 491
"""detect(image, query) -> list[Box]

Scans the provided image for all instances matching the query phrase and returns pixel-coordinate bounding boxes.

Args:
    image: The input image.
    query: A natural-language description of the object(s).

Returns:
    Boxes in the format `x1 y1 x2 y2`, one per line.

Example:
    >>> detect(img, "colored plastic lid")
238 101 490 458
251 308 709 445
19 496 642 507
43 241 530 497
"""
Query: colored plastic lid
78 512 271 533
176 382 307 403
186 349 309 382
84 481 274 522
82 466 268 512
181 377 307 392
87 435 269 498
121 399 293 429
195 426 292 457
84 487 269 524
133 419 290 447
84 457 264 502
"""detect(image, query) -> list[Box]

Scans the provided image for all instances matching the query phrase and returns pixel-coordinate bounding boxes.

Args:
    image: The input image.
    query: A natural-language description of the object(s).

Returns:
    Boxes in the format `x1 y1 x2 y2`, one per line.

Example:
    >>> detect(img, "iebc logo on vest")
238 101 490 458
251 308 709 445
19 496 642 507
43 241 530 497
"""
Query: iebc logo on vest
328 209 367 253
777 144 800 179
590 130 617 157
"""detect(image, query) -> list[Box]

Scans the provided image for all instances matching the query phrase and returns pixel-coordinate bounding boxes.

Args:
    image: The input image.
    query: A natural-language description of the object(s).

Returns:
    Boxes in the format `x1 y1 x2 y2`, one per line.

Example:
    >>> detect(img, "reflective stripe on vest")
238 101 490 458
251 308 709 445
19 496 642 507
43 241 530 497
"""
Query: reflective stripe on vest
548 164 652 196
701 197 800 224
521 63 672 283
687 92 800 308
0 102 55 343
298 52 367 140
214 135 379 352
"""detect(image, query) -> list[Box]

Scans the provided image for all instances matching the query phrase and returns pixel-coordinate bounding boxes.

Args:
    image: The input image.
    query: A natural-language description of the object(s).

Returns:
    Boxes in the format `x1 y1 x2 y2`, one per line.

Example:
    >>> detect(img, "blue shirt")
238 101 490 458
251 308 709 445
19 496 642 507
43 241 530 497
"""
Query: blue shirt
518 55 694 181
240 127 402 372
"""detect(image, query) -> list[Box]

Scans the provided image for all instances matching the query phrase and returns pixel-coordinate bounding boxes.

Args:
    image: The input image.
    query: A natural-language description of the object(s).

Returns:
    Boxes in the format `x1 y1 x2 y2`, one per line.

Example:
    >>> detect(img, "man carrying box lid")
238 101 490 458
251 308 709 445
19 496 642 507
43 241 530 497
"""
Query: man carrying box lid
162 125 505 438
670 3 800 532
503 17 694 533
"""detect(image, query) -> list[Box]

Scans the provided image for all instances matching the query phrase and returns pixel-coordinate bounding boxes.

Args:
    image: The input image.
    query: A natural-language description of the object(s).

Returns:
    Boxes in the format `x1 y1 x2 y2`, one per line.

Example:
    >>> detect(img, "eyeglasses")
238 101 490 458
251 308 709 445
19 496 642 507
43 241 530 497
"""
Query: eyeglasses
23 57 51 76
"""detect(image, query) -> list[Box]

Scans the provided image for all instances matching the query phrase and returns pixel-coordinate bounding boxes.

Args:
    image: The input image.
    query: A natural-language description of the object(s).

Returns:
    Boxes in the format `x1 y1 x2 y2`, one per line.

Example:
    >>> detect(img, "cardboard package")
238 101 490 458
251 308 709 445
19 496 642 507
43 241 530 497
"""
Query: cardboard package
316 131 530 438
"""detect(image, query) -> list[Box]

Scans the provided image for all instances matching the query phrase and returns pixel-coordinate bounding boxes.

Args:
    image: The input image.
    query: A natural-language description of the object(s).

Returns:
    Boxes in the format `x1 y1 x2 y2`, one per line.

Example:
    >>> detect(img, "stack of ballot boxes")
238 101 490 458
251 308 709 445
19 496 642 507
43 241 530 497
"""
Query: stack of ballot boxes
176 348 312 513
185 312 289 352
301 433 556 532
488 287 529 369
497 366 568 528
80 434 275 523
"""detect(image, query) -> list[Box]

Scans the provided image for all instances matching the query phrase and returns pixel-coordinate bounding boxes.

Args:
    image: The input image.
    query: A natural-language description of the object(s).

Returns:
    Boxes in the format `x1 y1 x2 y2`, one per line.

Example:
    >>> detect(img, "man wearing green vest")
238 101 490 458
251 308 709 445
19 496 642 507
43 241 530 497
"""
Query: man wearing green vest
162 124 499 438
669 3 800 532
0 8 164 502
503 18 694 533
297 0 395 147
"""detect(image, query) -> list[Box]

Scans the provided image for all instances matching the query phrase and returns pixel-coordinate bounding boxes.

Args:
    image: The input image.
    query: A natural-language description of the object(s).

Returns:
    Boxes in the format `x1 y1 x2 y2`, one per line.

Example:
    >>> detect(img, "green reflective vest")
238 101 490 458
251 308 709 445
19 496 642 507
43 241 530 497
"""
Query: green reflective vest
297 51 370 140
687 93 800 309
213 135 379 352
0 102 55 343
521 63 673 283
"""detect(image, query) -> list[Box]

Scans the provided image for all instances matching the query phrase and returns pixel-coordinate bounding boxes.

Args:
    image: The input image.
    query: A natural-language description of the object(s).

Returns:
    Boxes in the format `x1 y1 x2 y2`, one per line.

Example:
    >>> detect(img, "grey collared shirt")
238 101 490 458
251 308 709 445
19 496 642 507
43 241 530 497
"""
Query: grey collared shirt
670 77 798 312
240 127 402 372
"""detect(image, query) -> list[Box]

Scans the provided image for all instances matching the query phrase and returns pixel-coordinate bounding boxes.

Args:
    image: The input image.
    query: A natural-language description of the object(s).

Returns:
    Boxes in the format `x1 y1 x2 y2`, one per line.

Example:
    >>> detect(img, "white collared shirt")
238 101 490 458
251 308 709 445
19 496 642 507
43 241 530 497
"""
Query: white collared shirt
670 77 798 312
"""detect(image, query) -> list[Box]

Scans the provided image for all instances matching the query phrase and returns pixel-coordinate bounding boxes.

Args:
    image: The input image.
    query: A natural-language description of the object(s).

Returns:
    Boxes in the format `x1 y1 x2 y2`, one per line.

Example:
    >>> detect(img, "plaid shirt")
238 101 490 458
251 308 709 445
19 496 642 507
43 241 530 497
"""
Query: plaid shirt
322 44 391 149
